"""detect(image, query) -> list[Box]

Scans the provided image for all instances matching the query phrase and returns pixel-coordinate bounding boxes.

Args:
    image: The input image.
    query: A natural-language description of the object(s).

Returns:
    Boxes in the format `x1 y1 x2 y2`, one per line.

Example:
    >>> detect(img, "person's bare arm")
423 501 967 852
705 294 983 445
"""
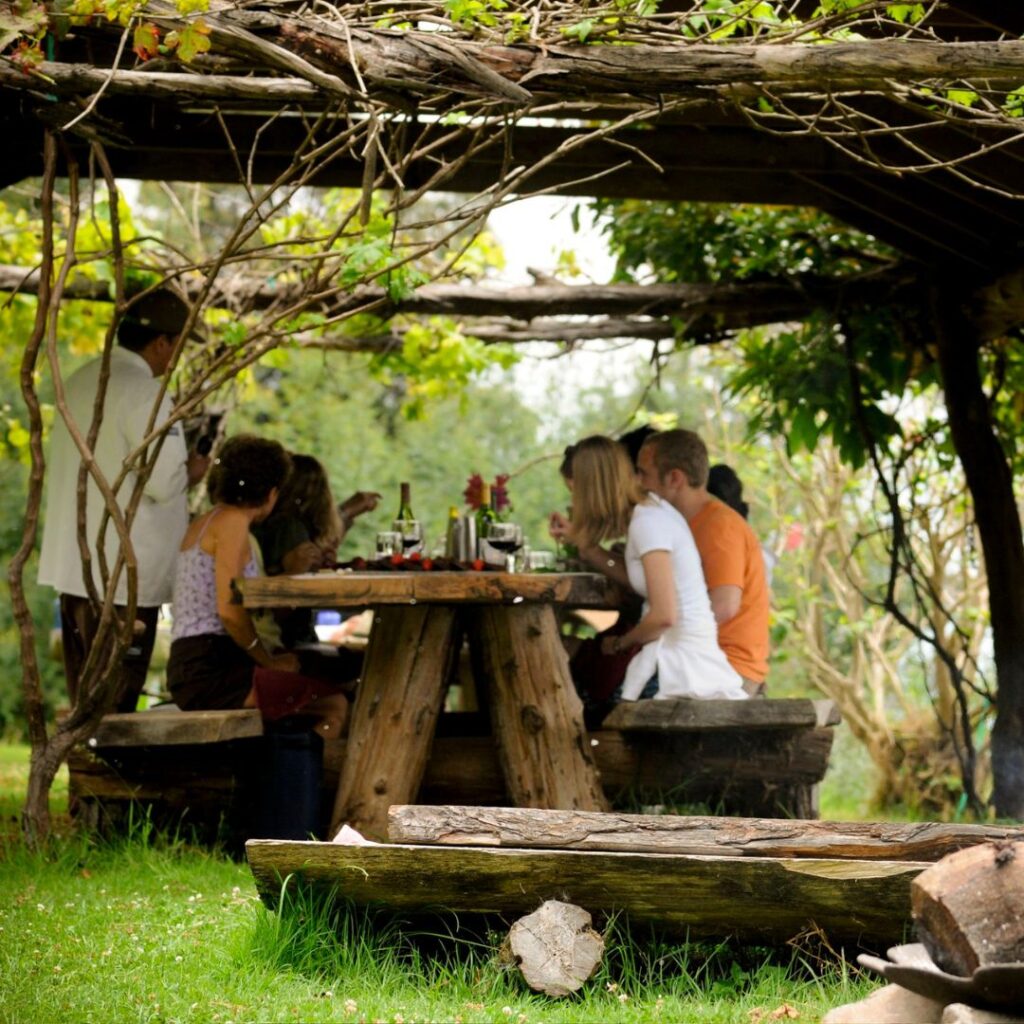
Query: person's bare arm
338 491 382 540
577 543 632 589
212 511 300 672
281 541 325 575
601 549 676 654
709 584 742 625
548 510 632 589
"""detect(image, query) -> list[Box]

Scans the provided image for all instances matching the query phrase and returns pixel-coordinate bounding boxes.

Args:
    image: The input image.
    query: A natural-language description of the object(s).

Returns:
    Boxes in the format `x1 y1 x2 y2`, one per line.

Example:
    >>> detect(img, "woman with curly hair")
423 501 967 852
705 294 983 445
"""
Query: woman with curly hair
550 435 746 704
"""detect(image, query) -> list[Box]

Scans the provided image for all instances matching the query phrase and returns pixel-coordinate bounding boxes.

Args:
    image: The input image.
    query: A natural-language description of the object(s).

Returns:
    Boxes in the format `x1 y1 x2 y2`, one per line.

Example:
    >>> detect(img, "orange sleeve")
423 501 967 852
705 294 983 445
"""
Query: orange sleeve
696 509 746 590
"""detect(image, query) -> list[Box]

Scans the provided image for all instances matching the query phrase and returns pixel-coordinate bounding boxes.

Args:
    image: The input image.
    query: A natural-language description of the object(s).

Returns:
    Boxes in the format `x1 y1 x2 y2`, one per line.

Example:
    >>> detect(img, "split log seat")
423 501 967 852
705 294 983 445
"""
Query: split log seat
69 696 841 841
245 808 1022 947
68 708 267 845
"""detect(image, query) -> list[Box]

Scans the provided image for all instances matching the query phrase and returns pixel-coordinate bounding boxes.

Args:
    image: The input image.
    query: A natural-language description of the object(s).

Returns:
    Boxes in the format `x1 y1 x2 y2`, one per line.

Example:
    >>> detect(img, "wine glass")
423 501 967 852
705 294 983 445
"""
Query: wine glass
486 521 523 573
393 518 423 555
375 530 403 558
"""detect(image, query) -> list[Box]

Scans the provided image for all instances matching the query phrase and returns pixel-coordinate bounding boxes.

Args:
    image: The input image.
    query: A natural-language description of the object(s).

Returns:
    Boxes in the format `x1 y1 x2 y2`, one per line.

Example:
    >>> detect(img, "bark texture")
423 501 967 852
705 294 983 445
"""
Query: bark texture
330 606 458 839
387 805 1023 861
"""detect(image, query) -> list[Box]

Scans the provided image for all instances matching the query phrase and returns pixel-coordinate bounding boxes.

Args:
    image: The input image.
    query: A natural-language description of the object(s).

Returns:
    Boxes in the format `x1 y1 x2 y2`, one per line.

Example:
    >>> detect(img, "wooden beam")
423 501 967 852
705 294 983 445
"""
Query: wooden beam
603 697 840 732
12 36 1024 110
387 805 1024 861
245 838 924 944
88 708 263 747
235 571 625 610
0 260 908 321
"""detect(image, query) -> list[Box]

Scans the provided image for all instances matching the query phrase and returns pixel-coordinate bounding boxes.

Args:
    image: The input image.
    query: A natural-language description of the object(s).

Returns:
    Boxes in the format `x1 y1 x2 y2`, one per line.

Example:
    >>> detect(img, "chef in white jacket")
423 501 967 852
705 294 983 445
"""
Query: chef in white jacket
38 290 209 711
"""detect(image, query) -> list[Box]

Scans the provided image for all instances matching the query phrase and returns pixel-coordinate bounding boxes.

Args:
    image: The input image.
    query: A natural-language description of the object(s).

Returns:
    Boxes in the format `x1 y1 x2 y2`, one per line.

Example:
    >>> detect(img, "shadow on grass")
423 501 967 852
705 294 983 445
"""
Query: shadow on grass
248 876 865 1006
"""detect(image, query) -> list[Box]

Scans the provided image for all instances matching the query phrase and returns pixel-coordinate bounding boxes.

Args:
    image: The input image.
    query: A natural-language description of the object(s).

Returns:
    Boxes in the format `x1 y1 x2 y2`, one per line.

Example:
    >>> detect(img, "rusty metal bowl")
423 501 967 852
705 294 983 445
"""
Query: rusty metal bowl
858 943 1024 1011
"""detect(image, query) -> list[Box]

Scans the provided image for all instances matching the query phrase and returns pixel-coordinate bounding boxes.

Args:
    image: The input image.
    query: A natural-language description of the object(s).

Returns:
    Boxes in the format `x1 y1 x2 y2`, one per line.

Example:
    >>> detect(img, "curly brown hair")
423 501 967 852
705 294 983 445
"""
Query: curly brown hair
207 435 292 509
262 453 342 547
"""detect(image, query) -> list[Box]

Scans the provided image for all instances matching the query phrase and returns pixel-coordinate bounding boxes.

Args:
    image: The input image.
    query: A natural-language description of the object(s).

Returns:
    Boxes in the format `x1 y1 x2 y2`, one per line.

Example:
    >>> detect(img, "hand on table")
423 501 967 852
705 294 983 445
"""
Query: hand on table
282 541 327 574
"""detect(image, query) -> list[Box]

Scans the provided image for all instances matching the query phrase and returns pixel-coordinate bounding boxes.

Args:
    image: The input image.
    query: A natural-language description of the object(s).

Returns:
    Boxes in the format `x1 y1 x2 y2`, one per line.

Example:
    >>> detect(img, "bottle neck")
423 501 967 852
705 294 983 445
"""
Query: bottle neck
398 481 413 518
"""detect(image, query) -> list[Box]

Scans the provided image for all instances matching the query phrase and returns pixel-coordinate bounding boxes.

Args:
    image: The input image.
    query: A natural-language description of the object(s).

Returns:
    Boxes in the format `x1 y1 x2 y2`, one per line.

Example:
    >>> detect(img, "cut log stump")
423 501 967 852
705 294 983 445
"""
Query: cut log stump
911 841 1024 975
505 900 604 997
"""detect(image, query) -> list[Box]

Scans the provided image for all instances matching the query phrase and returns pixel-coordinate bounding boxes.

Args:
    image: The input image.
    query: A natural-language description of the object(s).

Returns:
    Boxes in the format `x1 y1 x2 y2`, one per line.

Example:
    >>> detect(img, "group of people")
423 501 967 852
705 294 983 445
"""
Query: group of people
551 429 770 721
37 288 770 732
37 290 378 732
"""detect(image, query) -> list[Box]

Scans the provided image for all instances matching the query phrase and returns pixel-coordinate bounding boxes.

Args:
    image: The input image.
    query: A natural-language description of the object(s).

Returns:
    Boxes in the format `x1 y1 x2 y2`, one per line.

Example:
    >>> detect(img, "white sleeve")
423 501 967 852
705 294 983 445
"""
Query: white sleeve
630 505 672 557
121 386 187 505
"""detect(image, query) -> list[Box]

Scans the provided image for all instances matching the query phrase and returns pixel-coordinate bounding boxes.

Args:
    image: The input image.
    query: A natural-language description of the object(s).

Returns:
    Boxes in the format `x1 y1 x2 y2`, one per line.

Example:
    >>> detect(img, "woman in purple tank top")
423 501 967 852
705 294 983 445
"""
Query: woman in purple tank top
167 436 351 728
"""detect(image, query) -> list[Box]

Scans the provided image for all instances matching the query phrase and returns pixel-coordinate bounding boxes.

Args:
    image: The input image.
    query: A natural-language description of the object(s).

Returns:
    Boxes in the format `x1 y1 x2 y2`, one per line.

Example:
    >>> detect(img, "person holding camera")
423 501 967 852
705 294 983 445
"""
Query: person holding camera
38 289 210 712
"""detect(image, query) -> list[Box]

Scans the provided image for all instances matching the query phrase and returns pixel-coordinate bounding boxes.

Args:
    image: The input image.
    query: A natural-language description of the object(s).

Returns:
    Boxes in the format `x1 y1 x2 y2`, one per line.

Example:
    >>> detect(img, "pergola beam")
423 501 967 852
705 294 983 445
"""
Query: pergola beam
13 30 1024 107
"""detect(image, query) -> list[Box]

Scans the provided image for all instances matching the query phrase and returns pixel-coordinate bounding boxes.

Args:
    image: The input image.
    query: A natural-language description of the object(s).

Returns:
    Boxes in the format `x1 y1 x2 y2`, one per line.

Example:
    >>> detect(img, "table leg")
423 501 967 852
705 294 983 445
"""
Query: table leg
330 605 458 840
472 603 609 812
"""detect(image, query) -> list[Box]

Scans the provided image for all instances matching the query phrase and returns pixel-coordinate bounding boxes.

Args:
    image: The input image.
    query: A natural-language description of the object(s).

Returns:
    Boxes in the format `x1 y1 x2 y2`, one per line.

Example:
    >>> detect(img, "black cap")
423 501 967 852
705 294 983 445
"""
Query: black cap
123 289 204 342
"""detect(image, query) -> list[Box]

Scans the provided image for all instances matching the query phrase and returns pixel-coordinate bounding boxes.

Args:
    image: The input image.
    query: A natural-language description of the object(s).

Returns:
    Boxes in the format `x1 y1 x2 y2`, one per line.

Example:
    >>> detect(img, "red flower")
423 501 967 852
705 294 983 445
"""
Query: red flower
464 473 511 512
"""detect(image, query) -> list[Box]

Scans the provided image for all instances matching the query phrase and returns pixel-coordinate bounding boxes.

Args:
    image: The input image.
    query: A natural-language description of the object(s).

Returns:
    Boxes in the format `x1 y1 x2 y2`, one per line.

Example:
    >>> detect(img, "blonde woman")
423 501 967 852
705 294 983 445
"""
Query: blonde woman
549 435 746 703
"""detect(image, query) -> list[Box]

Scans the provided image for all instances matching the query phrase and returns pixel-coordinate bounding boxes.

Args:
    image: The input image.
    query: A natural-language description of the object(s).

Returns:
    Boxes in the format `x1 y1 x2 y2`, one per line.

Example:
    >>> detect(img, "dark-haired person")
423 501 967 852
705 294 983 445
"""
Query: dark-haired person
166 436 352 735
38 289 210 712
707 462 777 587
638 431 770 696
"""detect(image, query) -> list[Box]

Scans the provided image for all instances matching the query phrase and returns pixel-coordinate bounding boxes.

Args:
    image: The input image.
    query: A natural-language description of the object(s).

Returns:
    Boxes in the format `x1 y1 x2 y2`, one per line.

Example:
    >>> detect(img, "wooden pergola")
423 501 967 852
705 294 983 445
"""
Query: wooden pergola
4 2 1024 275
5 0 1024 827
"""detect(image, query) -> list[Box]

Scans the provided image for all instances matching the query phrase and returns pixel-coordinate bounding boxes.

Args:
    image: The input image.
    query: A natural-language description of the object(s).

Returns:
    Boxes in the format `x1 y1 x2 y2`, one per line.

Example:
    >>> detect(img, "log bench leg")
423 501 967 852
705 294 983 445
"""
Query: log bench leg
330 606 459 839
472 604 609 812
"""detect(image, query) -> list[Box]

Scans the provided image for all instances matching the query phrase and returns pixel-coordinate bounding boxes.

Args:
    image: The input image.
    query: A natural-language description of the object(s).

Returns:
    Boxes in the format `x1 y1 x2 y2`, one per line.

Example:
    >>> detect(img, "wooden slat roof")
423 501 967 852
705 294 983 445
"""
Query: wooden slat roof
3 1 1024 276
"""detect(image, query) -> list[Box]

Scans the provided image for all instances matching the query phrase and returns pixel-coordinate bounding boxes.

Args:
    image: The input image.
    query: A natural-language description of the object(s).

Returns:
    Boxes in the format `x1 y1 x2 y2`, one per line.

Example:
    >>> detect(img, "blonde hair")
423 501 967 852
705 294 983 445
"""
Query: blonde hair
569 436 645 549
265 453 342 548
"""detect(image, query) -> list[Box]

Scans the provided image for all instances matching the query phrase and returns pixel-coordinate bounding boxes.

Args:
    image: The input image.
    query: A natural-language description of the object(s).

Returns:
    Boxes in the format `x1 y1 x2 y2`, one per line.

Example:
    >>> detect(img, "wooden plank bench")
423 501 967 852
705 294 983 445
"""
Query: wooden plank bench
68 696 842 842
68 708 267 846
599 697 841 818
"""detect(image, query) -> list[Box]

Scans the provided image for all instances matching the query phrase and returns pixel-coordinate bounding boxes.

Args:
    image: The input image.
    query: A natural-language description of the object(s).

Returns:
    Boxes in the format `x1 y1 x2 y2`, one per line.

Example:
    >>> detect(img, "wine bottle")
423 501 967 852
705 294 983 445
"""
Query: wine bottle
476 482 497 561
396 481 414 522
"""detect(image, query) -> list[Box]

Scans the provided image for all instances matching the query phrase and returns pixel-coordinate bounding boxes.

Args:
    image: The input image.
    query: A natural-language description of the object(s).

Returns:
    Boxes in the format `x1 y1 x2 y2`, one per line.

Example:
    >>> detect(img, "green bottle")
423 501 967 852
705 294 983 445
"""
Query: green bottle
476 483 496 560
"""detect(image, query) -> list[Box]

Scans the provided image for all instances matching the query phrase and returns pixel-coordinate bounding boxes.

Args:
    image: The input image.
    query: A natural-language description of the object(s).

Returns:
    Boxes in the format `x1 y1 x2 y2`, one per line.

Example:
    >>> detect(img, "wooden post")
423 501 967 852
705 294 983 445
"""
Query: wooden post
472 604 609 812
330 606 458 839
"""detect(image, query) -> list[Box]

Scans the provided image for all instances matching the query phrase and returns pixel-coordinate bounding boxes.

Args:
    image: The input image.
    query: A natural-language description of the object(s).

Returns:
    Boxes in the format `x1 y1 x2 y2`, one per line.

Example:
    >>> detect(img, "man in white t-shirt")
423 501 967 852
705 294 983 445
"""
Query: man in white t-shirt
37 290 209 711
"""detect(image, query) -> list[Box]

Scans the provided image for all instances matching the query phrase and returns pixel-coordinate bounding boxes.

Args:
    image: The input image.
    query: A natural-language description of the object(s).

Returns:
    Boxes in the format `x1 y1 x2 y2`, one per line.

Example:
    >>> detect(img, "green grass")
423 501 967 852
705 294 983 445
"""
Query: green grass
0 744 878 1023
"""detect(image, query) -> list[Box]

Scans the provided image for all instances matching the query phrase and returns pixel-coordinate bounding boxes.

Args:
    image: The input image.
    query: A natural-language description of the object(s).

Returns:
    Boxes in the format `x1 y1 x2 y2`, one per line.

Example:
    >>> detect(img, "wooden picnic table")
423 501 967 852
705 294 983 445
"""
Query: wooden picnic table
236 570 623 839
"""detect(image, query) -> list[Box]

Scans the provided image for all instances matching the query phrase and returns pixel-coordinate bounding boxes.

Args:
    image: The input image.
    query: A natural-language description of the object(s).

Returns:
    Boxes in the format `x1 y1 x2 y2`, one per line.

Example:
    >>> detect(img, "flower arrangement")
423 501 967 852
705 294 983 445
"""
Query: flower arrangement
463 473 510 513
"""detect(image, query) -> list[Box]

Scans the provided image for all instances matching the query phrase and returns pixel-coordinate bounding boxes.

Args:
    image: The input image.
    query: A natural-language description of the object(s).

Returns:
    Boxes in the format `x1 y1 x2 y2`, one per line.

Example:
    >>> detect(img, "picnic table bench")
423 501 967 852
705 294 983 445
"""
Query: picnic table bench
68 700 840 840
68 569 843 839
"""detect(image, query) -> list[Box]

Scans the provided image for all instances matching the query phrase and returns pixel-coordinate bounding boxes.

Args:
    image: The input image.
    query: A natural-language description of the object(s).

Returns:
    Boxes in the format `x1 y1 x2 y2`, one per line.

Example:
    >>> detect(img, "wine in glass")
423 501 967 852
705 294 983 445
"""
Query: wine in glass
486 521 523 572
393 518 423 555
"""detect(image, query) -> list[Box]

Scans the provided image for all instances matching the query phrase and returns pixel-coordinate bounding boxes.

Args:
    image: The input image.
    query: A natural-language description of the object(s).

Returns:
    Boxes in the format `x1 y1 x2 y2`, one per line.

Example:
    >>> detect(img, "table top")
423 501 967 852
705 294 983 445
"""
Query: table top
235 570 624 609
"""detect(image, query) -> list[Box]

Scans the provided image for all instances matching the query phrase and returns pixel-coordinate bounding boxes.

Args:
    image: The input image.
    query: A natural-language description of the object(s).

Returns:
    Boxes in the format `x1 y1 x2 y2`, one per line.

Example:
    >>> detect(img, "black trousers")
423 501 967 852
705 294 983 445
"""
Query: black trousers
59 594 159 713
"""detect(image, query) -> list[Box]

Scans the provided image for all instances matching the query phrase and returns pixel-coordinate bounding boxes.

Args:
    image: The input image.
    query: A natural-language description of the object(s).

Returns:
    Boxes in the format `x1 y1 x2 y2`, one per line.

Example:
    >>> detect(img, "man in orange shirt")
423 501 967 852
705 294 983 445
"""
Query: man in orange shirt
637 429 770 695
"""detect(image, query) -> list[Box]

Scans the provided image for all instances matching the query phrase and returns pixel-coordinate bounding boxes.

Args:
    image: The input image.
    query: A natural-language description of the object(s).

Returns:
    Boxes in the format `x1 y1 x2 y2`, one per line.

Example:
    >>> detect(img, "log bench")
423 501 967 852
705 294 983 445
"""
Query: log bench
68 696 842 842
68 708 267 846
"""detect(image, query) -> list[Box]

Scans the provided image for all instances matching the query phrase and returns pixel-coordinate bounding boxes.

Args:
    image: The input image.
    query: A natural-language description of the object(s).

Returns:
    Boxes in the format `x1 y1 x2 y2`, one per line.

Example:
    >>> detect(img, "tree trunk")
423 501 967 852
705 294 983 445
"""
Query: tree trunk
932 287 1024 819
